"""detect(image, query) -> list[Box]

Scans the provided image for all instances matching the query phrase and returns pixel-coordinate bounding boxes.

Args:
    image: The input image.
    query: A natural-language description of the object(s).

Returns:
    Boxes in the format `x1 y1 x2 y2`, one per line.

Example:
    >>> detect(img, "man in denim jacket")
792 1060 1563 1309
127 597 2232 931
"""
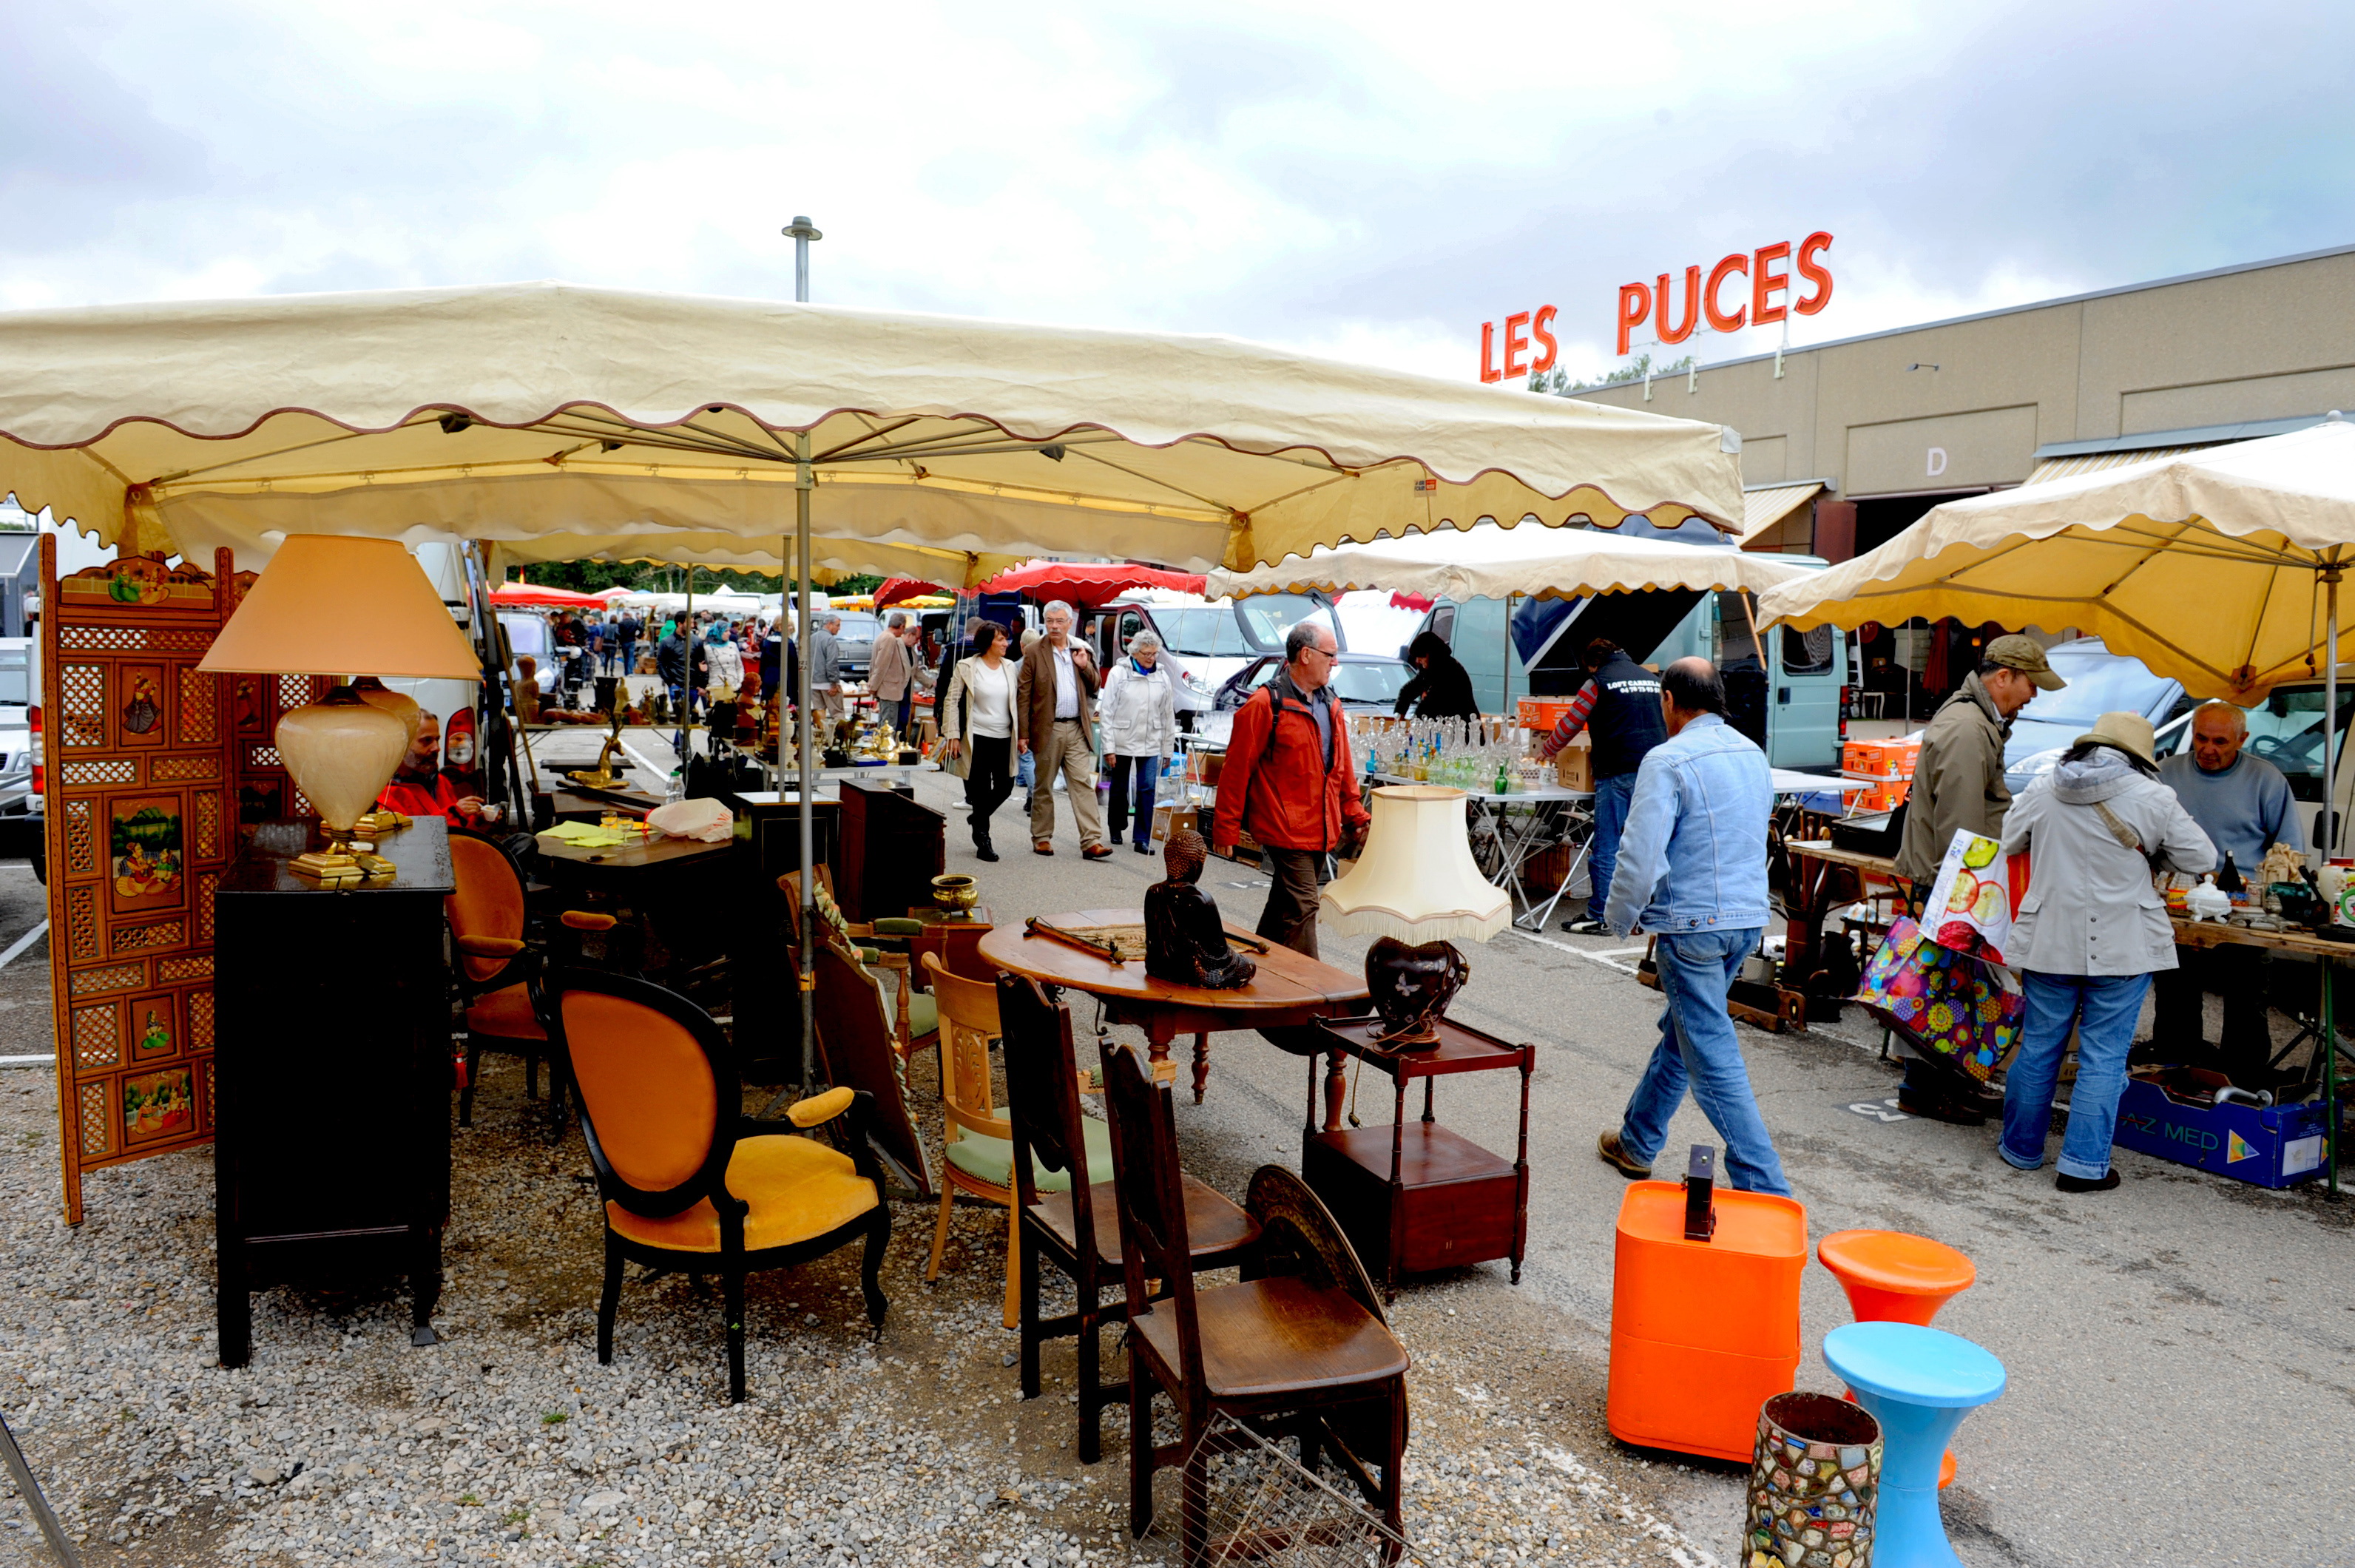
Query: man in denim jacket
1596 658 1791 1196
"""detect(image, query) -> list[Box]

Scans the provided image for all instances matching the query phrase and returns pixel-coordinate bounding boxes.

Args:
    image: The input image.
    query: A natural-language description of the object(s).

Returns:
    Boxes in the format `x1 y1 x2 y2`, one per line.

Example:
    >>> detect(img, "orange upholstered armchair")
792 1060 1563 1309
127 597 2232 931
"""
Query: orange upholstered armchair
445 830 561 1129
549 970 891 1404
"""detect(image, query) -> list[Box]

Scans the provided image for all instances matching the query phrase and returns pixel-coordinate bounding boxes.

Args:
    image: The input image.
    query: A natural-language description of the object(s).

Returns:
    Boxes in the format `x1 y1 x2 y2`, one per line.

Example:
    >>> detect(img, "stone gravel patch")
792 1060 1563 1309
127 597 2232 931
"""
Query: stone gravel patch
0 1056 1722 1568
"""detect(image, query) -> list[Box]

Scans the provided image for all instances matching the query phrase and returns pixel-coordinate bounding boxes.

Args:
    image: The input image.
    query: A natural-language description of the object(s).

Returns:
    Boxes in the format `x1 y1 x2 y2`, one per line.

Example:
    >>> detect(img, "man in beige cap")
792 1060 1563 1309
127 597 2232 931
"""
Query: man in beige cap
1893 632 2064 1123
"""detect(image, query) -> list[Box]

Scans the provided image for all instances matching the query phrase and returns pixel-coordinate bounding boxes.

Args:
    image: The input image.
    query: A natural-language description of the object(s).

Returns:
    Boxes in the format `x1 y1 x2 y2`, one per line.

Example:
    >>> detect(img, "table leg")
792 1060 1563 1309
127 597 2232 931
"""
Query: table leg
410 1224 443 1348
1191 1032 1210 1104
1143 1018 1174 1077
1324 1048 1348 1134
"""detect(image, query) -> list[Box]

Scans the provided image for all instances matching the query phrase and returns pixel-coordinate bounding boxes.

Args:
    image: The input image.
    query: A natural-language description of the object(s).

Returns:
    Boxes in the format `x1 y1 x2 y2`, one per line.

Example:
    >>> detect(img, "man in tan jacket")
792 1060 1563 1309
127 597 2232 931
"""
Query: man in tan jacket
1016 600 1111 859
1893 633 2061 1122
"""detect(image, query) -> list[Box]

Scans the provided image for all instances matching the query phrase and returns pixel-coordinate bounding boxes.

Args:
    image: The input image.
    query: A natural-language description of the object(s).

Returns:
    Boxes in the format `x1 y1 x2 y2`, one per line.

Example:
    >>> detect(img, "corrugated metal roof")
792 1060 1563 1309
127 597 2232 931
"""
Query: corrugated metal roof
2022 445 2209 485
1738 481 1823 546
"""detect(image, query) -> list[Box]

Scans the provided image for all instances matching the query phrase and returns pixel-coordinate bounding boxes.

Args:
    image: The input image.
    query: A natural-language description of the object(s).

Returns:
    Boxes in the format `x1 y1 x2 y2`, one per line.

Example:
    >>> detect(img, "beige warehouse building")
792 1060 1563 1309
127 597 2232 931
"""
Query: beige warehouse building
1575 242 2355 560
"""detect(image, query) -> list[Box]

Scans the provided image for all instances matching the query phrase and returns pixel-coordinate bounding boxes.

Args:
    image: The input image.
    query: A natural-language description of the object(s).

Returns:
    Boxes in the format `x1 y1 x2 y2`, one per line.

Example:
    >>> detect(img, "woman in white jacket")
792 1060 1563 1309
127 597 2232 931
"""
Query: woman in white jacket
1999 711 2214 1194
1098 630 1178 854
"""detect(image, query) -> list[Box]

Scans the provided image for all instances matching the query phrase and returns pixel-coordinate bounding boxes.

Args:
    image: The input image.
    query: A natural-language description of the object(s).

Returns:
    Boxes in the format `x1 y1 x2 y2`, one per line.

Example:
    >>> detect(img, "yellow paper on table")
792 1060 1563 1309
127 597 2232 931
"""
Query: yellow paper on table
539 822 633 848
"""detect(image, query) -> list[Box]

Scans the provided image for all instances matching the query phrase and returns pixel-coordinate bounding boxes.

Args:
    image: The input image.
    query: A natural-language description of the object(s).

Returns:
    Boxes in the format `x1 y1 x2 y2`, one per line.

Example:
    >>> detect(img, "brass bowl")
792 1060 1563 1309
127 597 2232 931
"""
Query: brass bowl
930 873 979 916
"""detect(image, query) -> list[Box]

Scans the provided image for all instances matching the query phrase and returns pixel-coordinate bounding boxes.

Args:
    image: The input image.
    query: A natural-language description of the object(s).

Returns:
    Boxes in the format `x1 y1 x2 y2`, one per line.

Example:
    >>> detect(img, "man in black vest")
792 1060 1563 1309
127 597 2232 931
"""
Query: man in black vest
1540 638 1669 934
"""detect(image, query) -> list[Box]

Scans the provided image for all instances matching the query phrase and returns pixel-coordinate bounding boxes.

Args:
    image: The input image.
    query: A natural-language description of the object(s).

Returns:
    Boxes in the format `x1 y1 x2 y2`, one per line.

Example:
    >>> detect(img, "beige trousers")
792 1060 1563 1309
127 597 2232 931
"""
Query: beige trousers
1028 717 1103 848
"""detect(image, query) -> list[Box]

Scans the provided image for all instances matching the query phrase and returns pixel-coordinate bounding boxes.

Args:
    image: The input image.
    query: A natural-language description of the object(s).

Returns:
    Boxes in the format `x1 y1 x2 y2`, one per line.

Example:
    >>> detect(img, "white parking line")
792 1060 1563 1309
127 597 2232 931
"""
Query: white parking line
1516 929 1645 975
0 919 46 972
0 1055 49 1068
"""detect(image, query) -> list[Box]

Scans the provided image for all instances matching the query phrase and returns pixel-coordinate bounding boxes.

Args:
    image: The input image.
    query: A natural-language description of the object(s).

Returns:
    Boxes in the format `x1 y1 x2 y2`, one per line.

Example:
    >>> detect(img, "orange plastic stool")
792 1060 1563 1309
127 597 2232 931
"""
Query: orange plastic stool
1608 1180 1808 1462
1817 1229 1976 1487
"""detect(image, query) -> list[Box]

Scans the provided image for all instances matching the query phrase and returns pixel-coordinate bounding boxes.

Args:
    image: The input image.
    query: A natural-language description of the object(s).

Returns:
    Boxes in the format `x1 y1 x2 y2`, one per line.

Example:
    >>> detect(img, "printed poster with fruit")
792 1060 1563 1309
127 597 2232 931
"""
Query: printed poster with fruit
1920 828 2031 964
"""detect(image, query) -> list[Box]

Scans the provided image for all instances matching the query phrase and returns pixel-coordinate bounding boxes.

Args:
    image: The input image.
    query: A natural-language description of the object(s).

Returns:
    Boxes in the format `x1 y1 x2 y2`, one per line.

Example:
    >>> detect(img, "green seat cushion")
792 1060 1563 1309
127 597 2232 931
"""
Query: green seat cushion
907 993 938 1040
944 1115 1114 1193
855 945 883 966
872 917 926 936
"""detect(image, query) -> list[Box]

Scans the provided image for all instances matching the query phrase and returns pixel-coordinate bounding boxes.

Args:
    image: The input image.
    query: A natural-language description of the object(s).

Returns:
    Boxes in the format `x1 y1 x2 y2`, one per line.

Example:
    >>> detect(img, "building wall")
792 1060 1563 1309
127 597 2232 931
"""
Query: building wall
1574 245 2355 502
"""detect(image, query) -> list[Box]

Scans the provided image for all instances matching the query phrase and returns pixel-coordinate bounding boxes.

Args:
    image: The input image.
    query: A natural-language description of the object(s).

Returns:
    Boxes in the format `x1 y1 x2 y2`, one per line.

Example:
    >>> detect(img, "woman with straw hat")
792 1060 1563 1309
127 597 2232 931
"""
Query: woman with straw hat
1998 712 2215 1192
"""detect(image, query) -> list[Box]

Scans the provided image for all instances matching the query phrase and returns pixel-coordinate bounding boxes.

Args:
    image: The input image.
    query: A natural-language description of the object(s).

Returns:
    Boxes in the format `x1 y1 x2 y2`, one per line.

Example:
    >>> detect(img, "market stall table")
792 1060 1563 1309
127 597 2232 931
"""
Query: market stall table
533 828 743 998
1785 838 2345 1192
978 909 1369 1103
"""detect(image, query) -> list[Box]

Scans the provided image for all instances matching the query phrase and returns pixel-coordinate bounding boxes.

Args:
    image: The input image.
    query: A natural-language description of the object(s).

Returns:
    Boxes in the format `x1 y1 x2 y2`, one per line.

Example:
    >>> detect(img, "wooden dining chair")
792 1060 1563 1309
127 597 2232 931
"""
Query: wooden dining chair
1098 1039 1410 1558
924 953 1119 1329
445 830 560 1129
998 973 1260 1464
547 969 891 1404
808 939 936 1200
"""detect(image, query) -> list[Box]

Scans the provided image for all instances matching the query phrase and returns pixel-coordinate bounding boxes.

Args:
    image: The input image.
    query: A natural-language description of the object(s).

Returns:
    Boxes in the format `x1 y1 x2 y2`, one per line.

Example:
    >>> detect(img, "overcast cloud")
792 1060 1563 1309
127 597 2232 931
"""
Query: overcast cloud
5 1 2352 384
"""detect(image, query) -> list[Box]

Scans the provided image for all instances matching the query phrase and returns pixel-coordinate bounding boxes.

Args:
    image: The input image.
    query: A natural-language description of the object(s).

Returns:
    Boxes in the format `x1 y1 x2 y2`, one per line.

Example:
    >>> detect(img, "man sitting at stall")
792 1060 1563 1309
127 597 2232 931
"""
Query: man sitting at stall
377 711 486 826
2151 700 2305 1084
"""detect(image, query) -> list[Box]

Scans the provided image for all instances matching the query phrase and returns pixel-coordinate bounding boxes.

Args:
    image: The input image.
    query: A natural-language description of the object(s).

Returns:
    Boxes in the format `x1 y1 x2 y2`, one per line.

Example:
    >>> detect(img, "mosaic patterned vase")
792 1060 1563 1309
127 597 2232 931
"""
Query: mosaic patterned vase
1744 1391 1882 1568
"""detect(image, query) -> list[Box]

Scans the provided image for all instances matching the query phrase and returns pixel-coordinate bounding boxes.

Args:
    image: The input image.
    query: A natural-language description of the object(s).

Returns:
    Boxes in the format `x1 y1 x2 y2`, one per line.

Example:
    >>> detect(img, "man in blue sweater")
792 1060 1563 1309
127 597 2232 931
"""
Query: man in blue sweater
2152 701 2305 1084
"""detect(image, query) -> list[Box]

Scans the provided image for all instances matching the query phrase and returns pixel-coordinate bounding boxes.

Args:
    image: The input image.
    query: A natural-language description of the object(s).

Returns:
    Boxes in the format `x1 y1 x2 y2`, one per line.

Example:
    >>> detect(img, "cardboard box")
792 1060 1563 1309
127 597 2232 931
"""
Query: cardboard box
1152 804 1201 843
1519 695 1581 734
1554 736 1594 792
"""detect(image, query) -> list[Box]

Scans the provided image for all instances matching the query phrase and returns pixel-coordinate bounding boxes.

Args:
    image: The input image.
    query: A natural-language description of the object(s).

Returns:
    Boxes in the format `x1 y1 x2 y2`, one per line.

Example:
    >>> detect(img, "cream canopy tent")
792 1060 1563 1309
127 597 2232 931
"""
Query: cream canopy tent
1756 415 2355 865
1754 418 2355 703
1206 520 1821 601
0 280 1742 574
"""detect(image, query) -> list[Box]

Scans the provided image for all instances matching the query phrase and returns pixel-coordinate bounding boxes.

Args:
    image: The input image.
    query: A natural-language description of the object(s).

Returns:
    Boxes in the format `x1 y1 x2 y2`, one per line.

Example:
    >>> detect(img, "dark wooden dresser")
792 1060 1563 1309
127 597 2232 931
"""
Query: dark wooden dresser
214 817 453 1366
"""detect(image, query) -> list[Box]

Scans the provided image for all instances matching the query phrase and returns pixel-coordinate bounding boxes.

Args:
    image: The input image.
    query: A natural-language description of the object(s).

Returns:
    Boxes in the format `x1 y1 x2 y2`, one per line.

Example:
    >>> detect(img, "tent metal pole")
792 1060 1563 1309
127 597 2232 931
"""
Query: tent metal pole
785 213 822 1094
796 436 816 1093
2328 565 2341 1197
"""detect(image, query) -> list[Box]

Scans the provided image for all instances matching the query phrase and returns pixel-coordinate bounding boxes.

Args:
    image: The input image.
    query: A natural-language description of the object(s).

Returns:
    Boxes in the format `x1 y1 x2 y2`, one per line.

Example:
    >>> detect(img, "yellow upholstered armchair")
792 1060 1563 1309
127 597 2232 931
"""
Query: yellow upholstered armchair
548 970 891 1403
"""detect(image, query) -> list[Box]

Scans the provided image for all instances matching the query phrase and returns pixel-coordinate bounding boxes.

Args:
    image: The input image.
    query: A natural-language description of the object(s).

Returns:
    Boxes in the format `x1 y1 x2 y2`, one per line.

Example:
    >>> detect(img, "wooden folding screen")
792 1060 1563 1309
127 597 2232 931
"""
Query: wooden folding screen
41 541 320 1221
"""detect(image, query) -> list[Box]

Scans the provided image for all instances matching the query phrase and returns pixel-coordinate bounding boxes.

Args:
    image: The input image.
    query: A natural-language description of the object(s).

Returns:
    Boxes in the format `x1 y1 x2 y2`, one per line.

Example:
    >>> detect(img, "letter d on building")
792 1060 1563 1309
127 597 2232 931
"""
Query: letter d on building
1926 447 1948 478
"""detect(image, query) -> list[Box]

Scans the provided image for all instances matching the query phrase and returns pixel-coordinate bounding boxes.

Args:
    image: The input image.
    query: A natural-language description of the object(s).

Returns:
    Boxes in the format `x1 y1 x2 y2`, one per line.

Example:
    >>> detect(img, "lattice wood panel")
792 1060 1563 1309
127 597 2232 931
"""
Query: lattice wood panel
41 542 249 1223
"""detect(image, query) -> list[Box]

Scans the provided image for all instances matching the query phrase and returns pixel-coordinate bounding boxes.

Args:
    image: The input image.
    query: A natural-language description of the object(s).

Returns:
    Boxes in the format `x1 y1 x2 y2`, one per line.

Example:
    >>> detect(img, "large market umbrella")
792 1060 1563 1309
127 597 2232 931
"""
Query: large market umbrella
0 281 1742 574
0 279 1741 1095
487 581 609 608
979 558 1209 606
1754 417 2355 816
1206 520 1821 601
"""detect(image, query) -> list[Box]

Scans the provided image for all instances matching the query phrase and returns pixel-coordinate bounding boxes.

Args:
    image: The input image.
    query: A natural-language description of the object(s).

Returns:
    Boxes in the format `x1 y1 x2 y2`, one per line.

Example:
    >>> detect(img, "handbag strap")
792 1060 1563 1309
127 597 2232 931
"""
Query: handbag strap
2091 800 2144 854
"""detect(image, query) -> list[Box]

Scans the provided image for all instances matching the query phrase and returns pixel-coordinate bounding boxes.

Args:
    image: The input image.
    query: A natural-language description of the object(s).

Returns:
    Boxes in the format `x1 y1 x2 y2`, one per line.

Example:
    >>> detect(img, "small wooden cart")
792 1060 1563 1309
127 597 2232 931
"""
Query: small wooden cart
1302 1015 1534 1297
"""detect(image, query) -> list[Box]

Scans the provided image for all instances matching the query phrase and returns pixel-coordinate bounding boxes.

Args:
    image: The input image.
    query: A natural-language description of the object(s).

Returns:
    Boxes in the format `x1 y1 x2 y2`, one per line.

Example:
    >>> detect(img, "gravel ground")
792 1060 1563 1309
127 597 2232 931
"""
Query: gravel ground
0 1043 1720 1568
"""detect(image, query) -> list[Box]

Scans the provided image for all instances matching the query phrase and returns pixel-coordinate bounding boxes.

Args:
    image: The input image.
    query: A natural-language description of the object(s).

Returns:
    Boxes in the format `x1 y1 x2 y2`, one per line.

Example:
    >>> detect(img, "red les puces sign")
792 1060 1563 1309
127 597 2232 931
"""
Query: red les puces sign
1479 232 1836 381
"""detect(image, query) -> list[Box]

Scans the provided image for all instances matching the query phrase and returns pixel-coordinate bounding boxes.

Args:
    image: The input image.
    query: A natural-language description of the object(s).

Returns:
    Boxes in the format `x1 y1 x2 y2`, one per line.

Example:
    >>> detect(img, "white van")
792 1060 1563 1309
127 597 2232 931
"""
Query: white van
1094 590 1342 728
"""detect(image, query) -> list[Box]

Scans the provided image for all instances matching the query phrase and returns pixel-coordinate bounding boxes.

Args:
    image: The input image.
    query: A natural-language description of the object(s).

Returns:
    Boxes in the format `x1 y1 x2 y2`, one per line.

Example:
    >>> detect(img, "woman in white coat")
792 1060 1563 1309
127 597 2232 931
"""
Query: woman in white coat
1098 630 1178 854
1999 711 2214 1193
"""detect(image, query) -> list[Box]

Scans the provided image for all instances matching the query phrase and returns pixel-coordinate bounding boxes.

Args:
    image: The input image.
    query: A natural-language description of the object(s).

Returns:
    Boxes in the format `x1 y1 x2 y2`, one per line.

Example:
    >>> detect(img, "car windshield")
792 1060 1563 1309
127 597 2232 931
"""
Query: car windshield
1148 609 1257 656
499 614 548 658
1234 595 1337 652
2238 687 2355 802
831 613 880 643
1327 662 1410 706
2016 643 2177 726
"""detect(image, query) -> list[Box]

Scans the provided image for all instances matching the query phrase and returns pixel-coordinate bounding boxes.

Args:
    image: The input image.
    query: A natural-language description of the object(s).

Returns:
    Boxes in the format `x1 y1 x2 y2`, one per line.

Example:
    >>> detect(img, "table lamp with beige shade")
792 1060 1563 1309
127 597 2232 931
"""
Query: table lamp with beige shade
1320 785 1510 1047
198 535 480 880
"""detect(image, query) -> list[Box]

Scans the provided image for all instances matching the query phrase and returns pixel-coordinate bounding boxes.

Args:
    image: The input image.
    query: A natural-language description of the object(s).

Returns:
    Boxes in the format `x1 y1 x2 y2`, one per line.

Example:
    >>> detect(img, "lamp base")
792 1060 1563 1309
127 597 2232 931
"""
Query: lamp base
1365 936 1472 1050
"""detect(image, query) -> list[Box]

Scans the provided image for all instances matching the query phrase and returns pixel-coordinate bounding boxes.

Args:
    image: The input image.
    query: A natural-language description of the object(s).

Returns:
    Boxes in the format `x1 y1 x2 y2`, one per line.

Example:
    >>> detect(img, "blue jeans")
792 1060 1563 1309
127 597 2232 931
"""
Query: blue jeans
1621 926 1792 1194
1587 770 1638 919
1105 754 1163 845
2001 970 2151 1180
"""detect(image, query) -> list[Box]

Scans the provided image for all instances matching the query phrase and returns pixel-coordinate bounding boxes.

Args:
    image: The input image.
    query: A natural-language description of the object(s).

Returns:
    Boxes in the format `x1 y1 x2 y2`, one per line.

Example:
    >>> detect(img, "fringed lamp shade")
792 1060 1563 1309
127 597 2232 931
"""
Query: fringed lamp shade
1321 786 1509 942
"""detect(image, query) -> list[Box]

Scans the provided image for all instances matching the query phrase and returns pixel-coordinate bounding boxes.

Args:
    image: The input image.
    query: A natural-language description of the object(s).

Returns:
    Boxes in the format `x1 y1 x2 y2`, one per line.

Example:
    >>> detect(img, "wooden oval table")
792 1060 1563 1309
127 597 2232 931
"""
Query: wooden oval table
979 908 1369 1104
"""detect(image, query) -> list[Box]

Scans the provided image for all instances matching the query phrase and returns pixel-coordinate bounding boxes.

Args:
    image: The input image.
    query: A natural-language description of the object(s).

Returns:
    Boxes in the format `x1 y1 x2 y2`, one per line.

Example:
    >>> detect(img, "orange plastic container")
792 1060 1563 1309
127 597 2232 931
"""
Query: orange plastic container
1606 1180 1808 1461
1518 695 1580 732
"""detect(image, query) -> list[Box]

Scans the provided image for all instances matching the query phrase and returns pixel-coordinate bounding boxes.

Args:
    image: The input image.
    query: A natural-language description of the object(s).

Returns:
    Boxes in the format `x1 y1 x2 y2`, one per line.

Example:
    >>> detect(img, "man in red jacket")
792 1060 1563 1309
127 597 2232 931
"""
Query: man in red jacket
1213 622 1371 957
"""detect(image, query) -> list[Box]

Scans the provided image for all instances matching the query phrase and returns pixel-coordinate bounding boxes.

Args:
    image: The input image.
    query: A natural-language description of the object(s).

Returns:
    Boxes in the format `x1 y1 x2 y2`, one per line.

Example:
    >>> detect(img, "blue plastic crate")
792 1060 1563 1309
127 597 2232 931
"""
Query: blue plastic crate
2112 1075 2329 1189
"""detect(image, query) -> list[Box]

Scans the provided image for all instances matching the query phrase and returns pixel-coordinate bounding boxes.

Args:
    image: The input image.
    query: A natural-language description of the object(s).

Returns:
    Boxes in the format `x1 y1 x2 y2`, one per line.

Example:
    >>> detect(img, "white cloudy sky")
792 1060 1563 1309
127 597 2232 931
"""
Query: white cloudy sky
6 1 2353 385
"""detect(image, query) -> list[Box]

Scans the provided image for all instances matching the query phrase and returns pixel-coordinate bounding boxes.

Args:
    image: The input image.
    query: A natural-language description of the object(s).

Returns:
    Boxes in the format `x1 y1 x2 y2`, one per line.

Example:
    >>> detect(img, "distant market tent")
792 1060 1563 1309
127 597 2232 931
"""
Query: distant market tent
979 559 1209 606
1208 520 1820 603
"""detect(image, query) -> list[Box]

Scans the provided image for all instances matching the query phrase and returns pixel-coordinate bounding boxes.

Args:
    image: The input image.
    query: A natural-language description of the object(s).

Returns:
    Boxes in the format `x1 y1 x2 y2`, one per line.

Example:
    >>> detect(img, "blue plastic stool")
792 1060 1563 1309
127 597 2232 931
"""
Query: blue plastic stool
1821 1322 2005 1568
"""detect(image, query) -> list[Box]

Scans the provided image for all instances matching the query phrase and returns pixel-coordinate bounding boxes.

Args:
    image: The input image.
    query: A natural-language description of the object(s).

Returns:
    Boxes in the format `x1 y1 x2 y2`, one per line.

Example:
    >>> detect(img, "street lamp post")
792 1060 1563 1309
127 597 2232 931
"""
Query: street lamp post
781 215 823 1092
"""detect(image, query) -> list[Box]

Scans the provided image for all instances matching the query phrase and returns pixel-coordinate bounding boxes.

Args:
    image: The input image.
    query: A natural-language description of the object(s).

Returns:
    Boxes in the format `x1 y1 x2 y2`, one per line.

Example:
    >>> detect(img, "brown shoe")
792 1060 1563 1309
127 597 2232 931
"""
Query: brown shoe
1081 843 1114 861
1597 1131 1651 1180
1033 841 1054 856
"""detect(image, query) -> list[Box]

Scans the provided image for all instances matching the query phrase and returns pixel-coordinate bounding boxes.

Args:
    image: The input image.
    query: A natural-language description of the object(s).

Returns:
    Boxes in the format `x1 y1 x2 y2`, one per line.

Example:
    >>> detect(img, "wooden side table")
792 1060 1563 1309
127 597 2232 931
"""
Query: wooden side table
1302 1015 1534 1297
214 818 454 1366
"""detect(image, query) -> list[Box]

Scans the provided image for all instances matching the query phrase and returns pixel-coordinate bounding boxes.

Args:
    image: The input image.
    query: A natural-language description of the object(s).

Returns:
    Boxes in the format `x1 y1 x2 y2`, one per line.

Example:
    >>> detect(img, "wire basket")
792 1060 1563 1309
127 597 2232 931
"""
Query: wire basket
1141 1412 1421 1568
